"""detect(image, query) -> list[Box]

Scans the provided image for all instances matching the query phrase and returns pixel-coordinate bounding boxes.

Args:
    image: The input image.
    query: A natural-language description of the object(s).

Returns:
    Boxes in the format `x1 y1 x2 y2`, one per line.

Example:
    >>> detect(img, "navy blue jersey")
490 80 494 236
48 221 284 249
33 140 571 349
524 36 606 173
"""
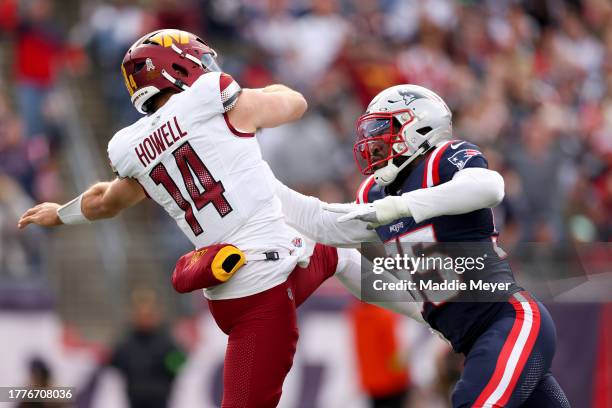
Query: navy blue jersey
357 139 521 353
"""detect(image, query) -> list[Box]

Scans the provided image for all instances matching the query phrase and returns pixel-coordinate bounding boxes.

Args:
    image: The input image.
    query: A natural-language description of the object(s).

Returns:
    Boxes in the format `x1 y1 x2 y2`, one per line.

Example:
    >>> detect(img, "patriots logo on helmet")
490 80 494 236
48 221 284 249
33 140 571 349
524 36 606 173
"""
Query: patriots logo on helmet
389 90 426 106
447 149 481 170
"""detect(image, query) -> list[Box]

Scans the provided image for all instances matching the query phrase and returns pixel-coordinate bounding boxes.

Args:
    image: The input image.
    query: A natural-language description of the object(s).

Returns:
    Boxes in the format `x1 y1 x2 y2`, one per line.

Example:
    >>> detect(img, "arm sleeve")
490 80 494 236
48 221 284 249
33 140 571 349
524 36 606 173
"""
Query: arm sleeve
404 167 505 223
272 177 379 247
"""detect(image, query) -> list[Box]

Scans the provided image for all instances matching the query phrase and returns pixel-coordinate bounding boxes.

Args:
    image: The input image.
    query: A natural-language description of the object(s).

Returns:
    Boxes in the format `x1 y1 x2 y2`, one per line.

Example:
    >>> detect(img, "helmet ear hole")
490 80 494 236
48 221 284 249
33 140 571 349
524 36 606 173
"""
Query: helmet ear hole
416 126 432 135
172 63 188 77
134 62 146 73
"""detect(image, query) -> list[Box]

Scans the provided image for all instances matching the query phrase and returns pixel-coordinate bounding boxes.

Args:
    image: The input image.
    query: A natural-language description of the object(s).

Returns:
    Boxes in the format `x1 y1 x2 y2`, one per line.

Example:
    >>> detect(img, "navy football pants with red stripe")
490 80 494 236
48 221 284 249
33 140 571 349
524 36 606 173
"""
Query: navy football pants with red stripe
208 244 338 408
453 291 570 407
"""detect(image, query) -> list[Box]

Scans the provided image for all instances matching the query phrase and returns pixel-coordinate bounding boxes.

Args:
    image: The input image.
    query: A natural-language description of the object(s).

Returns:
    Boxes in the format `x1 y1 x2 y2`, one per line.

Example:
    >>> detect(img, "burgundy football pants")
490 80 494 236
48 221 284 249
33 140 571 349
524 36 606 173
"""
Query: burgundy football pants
208 243 339 408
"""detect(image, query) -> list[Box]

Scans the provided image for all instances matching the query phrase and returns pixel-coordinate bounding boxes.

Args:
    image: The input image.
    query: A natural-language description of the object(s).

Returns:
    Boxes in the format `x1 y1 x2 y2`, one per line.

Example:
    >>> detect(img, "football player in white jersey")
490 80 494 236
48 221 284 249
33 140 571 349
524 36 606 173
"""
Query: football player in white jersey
17 29 424 407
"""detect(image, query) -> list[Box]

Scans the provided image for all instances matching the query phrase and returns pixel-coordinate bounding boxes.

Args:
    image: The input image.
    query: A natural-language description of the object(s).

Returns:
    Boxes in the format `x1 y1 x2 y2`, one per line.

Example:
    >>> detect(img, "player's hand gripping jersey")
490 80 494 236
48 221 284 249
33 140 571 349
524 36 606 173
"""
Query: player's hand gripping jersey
108 72 306 300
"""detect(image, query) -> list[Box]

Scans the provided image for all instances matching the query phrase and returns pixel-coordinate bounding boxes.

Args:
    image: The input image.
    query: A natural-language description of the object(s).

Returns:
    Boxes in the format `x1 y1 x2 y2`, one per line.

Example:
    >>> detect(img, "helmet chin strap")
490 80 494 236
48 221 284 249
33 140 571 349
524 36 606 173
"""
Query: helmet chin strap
373 144 429 187
373 162 400 186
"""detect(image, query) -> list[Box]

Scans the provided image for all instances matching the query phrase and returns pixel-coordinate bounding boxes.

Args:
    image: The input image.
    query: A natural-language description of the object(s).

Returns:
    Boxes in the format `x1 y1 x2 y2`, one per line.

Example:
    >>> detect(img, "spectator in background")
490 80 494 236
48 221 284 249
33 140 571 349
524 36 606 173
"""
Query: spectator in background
554 8 603 78
238 45 277 89
338 32 403 108
150 0 202 35
396 19 454 96
18 357 66 408
593 168 612 240
0 172 40 280
510 115 565 241
0 94 34 194
259 111 342 186
87 0 147 126
14 0 63 140
350 302 410 408
0 0 18 33
109 288 185 408
248 0 296 78
0 89 61 202
0 80 56 289
240 0 611 244
277 0 349 89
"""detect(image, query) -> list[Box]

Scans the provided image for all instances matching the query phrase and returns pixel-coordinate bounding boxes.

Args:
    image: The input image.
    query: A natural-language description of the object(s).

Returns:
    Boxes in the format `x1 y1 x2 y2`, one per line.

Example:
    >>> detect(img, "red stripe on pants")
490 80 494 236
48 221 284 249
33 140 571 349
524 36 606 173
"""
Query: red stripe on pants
473 292 541 407
496 292 541 406
208 244 338 407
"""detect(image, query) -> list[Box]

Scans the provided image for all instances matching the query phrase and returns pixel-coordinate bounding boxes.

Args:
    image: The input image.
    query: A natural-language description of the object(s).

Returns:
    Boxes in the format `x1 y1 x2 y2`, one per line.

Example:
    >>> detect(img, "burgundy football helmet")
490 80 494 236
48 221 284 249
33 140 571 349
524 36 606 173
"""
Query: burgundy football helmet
121 29 221 114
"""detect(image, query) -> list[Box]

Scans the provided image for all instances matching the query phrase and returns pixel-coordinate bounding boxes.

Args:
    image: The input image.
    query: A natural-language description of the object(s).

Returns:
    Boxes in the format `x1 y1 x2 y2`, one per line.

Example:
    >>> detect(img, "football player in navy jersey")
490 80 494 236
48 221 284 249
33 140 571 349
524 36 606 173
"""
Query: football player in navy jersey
273 85 570 407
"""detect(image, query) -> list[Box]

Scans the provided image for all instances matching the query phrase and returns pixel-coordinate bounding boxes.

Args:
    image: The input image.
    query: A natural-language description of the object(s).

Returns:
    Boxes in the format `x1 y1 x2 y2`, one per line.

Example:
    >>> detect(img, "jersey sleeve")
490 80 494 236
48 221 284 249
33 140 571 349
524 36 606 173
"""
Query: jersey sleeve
187 71 241 115
189 72 251 136
425 140 489 187
107 130 132 179
219 72 242 112
268 165 378 246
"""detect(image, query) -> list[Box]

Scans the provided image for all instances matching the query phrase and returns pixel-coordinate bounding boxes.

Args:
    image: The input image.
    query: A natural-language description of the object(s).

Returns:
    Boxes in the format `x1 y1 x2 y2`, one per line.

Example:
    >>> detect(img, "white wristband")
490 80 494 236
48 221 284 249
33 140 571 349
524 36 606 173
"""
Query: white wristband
57 194 91 225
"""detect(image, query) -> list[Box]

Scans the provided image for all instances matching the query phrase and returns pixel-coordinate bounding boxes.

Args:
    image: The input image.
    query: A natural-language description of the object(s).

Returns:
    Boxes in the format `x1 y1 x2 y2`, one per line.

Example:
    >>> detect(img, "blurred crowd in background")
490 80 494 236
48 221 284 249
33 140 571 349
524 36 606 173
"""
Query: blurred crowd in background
0 0 610 249
0 0 611 406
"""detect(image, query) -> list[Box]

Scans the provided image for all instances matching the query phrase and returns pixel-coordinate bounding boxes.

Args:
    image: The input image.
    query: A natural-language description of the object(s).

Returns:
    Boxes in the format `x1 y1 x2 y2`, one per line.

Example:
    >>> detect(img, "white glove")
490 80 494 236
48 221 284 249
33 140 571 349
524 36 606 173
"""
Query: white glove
323 202 378 229
323 195 412 228
321 202 363 214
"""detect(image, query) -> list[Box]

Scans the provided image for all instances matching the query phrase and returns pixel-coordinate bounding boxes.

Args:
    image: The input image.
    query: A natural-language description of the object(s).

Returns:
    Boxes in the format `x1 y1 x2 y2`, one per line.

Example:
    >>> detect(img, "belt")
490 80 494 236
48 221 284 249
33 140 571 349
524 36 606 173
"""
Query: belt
245 249 293 262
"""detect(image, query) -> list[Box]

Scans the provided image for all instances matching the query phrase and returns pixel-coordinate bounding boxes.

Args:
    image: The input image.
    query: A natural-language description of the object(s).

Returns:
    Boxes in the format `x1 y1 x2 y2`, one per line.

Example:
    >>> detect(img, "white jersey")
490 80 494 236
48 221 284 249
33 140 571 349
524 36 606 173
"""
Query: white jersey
108 72 306 300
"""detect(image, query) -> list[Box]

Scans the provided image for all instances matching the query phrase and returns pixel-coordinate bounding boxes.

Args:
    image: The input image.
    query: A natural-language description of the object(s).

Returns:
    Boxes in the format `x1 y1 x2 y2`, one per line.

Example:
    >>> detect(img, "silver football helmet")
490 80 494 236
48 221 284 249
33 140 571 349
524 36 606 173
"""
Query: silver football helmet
354 84 453 186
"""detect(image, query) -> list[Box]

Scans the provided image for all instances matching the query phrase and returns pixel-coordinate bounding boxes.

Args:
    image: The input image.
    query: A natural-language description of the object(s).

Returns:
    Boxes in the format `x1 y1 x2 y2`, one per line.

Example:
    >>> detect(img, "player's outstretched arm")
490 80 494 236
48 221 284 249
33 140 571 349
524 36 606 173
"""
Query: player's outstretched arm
80 177 146 220
18 177 145 229
328 167 505 227
227 85 308 131
270 170 378 247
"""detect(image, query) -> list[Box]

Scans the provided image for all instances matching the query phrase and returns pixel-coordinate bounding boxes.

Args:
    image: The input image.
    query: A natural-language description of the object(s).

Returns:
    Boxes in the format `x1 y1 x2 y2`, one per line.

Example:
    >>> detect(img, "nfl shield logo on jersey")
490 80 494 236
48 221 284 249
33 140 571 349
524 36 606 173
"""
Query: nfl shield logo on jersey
447 149 481 170
291 237 303 248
